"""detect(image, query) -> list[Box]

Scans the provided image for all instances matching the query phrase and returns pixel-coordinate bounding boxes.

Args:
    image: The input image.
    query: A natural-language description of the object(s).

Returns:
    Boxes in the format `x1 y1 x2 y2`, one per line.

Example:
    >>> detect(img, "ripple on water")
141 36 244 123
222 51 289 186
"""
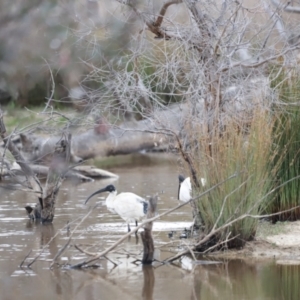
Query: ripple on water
86 221 193 233
87 222 130 233
0 217 28 222
180 256 223 271
0 244 30 260
0 206 21 211
11 269 37 277
0 230 33 237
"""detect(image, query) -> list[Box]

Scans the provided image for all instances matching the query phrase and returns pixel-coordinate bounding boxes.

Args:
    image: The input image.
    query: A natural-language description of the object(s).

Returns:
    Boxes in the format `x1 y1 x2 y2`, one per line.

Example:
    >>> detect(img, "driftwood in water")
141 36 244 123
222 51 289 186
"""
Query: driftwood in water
25 138 71 222
40 136 71 222
0 108 72 223
141 195 158 265
0 161 118 183
70 165 118 179
28 165 93 182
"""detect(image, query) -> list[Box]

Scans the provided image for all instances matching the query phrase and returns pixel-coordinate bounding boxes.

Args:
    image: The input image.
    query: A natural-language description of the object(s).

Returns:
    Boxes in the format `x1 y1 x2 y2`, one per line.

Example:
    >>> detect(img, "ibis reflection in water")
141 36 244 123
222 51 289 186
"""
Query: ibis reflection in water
85 184 148 233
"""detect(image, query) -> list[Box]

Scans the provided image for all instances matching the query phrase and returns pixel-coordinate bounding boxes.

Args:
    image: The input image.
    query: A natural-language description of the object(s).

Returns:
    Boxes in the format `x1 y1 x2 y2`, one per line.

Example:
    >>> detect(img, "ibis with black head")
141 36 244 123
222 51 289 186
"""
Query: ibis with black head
178 175 206 202
85 184 148 233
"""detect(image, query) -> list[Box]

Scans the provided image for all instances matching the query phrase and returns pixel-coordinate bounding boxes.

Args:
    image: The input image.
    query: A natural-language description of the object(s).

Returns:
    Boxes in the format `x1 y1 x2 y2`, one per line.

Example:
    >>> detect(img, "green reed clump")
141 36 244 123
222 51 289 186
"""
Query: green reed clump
185 110 276 248
267 68 300 221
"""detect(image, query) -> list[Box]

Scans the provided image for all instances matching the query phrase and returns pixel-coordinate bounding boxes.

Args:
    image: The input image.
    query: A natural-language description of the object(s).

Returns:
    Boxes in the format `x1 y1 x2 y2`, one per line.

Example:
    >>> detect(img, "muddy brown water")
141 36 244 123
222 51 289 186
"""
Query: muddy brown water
0 153 300 300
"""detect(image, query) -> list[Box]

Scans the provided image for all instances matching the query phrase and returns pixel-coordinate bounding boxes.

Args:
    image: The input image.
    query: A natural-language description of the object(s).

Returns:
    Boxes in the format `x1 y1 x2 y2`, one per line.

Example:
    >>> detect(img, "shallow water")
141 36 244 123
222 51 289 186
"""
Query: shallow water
1 153 300 300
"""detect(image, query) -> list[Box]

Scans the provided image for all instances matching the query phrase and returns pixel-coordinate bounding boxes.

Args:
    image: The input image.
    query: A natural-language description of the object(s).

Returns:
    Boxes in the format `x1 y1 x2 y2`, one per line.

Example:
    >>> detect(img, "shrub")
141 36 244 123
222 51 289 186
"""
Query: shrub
186 109 276 248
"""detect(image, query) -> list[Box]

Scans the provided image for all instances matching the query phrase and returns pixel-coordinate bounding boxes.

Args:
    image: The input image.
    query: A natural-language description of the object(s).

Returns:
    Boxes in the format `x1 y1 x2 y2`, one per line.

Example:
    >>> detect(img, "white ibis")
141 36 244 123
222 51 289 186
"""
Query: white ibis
178 175 206 202
85 184 148 232
178 175 192 202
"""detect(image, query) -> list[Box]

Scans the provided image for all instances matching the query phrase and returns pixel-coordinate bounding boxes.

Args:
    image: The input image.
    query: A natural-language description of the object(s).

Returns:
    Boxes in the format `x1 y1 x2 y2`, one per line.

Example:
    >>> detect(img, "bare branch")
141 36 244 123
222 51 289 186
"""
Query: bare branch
201 233 238 254
19 250 32 268
271 0 300 13
0 108 43 196
74 244 98 256
41 58 55 113
221 45 300 72
153 1 182 27
49 204 98 268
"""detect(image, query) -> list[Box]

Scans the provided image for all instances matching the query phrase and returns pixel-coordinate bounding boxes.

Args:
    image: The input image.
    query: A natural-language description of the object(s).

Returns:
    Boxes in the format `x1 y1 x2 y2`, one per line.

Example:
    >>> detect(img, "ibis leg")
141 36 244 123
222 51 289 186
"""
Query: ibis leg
135 221 139 235
127 224 131 232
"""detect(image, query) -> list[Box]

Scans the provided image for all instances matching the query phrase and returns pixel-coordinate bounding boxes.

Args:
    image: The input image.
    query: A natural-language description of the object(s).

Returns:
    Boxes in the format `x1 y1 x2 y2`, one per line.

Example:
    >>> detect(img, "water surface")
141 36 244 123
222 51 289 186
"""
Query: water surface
0 153 300 300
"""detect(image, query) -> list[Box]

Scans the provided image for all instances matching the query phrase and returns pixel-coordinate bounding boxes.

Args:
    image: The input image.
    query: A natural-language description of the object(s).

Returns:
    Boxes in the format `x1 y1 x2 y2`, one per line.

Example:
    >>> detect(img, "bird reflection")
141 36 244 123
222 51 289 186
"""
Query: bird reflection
127 233 139 244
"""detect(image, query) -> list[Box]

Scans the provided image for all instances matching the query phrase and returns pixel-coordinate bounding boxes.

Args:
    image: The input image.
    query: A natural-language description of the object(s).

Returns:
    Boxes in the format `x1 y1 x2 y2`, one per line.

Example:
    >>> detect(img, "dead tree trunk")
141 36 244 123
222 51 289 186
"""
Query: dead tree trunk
141 195 158 264
41 135 71 222
0 107 70 223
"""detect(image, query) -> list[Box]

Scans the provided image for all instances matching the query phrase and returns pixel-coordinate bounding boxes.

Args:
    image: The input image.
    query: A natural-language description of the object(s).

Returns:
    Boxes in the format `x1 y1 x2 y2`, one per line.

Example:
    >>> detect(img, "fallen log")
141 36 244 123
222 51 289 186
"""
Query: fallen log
22 165 118 181
71 165 119 179
15 103 185 163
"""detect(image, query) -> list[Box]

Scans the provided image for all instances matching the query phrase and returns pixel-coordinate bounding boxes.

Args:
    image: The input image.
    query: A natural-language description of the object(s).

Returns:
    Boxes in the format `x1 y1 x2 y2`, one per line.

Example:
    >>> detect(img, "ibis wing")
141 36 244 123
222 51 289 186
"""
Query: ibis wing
136 198 148 214
114 193 147 223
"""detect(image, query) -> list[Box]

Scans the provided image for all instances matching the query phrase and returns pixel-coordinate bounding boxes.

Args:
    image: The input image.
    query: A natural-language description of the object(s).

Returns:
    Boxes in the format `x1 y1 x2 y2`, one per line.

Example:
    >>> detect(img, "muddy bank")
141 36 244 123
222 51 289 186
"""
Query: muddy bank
209 220 300 263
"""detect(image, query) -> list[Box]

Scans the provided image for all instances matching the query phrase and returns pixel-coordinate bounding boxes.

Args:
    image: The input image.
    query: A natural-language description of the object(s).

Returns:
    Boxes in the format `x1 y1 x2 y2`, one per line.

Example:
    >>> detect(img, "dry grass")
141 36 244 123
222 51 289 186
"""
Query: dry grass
186 108 278 248
267 68 300 221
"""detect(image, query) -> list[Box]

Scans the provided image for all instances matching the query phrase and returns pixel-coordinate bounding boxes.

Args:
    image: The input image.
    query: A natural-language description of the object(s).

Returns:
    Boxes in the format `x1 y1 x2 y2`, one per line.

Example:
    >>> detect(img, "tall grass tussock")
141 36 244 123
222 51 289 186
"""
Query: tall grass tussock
185 109 278 249
267 67 300 221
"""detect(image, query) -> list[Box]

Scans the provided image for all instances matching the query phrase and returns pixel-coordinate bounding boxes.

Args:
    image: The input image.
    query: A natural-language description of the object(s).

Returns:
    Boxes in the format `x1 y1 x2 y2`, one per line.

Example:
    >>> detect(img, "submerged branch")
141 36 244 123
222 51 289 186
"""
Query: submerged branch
50 204 99 268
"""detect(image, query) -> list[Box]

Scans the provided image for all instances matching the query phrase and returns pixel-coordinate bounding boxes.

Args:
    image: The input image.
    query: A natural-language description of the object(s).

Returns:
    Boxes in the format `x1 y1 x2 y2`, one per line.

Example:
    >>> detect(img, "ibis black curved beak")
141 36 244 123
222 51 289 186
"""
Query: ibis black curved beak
85 187 107 204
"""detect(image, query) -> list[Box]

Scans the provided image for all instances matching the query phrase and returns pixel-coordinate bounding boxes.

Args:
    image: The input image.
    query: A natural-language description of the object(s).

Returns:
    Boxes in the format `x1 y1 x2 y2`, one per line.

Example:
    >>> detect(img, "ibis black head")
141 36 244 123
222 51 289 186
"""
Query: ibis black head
105 184 116 193
85 184 116 204
178 175 185 183
25 205 33 214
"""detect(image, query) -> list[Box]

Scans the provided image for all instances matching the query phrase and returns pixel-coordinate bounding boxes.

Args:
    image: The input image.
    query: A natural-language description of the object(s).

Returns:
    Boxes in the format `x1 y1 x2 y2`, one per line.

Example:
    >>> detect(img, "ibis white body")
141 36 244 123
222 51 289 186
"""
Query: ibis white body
106 190 148 224
178 175 206 202
85 184 148 232
179 176 192 202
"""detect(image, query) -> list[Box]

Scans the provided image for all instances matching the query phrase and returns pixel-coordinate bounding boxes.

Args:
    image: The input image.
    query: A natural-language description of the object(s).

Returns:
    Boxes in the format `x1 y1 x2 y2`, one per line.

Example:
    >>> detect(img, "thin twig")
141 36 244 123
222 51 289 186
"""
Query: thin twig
49 204 98 268
74 244 98 256
42 58 55 113
221 45 300 72
25 210 95 268
212 178 250 232
201 233 238 254
19 250 32 268
103 255 119 267
182 240 197 261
